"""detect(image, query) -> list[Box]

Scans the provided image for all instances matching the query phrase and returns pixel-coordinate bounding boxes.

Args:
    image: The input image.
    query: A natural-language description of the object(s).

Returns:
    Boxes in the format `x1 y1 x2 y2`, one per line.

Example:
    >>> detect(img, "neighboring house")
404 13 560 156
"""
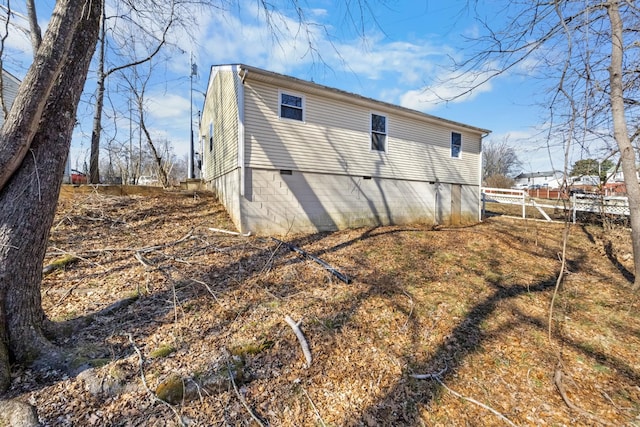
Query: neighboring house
513 171 563 189
199 64 490 234
606 167 640 183
571 175 600 186
0 69 21 128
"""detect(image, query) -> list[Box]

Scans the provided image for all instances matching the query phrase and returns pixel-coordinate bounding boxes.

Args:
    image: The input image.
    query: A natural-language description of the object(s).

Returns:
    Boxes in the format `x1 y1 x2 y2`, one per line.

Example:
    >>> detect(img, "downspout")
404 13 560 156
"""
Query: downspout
237 66 247 197
479 131 490 221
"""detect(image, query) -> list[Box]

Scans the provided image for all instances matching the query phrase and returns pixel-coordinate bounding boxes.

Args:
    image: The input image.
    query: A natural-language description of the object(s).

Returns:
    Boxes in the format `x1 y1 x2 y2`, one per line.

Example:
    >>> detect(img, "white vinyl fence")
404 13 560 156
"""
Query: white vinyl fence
481 187 630 223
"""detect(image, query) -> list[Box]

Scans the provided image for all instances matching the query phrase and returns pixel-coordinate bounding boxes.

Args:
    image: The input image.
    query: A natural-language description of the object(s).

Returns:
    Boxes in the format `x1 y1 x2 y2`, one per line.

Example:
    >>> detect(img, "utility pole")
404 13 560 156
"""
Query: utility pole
189 55 197 179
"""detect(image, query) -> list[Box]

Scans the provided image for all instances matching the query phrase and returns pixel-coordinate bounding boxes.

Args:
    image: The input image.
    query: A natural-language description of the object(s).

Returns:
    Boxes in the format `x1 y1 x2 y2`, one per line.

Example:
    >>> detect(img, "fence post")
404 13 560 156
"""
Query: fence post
522 191 526 218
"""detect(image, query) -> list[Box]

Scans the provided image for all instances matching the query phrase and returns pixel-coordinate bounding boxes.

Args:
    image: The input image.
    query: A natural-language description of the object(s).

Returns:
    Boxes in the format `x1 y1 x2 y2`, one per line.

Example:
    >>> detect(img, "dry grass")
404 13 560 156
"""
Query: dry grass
4 188 640 426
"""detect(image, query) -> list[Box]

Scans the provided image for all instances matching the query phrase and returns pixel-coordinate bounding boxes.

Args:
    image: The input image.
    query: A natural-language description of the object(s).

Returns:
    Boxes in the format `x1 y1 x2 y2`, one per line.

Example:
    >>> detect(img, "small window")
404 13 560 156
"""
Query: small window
280 92 304 121
371 113 387 152
451 132 462 158
209 122 214 152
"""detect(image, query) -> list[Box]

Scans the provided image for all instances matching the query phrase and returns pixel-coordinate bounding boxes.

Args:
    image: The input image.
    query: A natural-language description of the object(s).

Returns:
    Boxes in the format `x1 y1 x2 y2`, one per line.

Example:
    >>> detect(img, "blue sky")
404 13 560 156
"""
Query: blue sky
3 0 587 175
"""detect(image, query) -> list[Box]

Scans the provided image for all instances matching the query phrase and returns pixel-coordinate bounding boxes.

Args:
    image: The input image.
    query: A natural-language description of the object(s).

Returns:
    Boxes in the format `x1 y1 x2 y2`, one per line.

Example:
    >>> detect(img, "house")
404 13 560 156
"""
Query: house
513 171 563 189
0 69 21 127
199 64 490 234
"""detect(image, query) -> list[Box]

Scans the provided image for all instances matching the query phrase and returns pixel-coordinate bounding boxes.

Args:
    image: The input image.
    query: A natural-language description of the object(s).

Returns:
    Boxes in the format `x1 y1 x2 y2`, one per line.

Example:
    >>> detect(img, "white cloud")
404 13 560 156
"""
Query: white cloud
147 93 190 120
195 1 456 92
399 68 496 112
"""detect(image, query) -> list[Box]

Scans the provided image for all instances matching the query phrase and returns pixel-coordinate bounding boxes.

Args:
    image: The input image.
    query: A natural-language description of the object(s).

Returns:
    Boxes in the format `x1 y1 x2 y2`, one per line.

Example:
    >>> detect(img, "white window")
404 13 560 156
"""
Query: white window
371 113 387 152
279 91 304 121
451 132 462 158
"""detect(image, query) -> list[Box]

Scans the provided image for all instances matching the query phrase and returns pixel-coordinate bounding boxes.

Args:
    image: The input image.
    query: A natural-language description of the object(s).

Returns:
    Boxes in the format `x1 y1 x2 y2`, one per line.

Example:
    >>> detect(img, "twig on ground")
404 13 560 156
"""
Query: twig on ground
56 230 197 258
284 315 312 367
227 362 267 427
76 215 126 224
548 225 570 342
409 362 448 380
134 251 155 268
554 367 615 426
127 333 184 426
190 278 226 309
434 376 519 427
55 283 81 305
272 238 352 284
157 269 180 327
208 227 252 237
259 240 282 275
302 387 326 427
400 290 414 331
48 247 106 272
600 390 632 412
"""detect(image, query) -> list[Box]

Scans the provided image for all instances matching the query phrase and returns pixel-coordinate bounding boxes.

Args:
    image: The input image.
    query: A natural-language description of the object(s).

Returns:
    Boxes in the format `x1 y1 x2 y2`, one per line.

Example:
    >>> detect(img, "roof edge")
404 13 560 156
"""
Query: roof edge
232 63 491 136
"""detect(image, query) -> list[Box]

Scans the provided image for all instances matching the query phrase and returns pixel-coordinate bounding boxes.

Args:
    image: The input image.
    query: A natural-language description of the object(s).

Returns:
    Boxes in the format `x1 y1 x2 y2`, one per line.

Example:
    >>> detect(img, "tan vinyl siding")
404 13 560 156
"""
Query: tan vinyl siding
243 79 481 186
201 67 240 181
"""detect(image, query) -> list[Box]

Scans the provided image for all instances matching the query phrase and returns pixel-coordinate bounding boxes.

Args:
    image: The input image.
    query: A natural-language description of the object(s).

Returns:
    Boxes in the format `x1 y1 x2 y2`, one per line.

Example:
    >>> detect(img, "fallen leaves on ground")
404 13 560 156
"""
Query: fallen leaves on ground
3 187 640 426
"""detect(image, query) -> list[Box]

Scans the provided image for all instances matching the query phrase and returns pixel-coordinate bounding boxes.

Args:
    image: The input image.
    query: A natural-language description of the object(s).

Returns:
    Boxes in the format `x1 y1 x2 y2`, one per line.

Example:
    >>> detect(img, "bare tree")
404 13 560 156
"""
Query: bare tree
121 61 171 187
482 137 522 183
446 0 640 289
88 0 179 184
25 0 41 53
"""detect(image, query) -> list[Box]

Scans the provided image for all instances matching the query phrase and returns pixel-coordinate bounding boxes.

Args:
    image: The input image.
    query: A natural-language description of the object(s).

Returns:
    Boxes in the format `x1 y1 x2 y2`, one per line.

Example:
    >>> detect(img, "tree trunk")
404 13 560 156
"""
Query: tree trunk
140 104 170 188
607 0 640 290
0 0 89 191
89 4 107 184
0 0 102 391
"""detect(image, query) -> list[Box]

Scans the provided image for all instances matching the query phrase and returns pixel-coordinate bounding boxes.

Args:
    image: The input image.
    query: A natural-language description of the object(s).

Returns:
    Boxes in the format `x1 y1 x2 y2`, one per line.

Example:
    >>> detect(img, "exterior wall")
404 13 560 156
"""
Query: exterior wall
243 78 481 185
240 167 479 235
207 168 242 230
0 70 21 127
200 66 241 182
201 65 486 234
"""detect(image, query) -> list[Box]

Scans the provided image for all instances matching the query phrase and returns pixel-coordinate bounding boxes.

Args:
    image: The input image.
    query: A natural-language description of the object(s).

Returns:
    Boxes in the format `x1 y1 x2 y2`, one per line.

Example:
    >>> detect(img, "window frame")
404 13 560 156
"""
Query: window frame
209 122 214 152
370 112 388 153
278 90 305 122
451 131 462 159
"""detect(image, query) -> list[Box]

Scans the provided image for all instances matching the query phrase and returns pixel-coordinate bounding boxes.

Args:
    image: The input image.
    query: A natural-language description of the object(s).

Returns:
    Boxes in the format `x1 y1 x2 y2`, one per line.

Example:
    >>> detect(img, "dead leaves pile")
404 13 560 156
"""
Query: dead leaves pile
3 188 640 426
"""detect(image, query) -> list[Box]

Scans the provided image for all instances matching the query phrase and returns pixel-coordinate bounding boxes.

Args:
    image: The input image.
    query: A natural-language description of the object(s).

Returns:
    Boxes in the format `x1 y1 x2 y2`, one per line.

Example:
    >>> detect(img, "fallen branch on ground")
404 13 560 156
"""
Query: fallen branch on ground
189 278 226 310
134 251 155 268
55 283 80 305
272 238 351 284
284 315 312 367
49 230 197 258
409 362 448 379
554 367 615 426
434 376 519 427
42 254 79 275
410 365 517 427
49 246 106 271
208 227 252 237
302 386 326 427
127 333 184 426
227 362 267 427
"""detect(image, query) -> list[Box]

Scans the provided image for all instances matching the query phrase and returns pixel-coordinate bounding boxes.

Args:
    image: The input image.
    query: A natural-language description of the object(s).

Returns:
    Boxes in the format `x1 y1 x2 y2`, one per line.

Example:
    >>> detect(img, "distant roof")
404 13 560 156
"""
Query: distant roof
2 69 21 85
515 171 562 179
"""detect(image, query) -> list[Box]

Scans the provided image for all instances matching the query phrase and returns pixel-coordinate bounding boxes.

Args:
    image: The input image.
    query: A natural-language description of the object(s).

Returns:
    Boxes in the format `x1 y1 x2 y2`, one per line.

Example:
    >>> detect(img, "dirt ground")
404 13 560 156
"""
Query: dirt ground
3 187 640 426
